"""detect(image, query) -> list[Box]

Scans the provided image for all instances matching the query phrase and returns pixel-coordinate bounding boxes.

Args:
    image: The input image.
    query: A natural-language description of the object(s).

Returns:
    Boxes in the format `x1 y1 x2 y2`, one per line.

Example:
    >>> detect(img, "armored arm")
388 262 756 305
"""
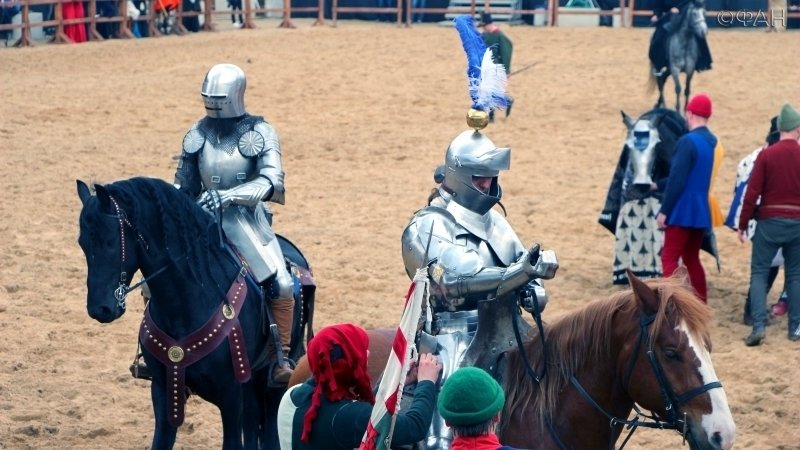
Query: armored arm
433 244 558 299
174 124 204 198
254 121 285 205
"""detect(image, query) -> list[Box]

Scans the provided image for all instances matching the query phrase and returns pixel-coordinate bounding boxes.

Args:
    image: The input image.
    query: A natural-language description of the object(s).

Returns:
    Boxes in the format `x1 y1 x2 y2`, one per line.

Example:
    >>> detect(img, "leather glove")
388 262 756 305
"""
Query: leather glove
523 244 559 280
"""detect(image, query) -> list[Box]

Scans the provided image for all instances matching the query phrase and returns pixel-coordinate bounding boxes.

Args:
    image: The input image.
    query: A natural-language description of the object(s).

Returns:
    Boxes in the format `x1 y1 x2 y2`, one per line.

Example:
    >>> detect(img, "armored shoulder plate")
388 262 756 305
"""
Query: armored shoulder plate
401 206 463 279
182 123 205 154
253 122 281 155
238 130 266 157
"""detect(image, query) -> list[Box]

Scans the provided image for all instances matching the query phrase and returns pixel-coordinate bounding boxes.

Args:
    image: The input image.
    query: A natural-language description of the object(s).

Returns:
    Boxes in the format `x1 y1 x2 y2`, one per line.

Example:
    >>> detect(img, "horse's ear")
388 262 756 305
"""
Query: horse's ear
627 270 660 315
670 266 692 290
621 111 635 130
94 184 113 213
77 180 92 205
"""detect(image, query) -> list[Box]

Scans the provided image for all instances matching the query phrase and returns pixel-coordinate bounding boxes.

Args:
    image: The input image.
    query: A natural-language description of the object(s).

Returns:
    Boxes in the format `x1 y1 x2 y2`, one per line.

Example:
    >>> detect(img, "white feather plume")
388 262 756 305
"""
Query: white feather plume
475 49 509 112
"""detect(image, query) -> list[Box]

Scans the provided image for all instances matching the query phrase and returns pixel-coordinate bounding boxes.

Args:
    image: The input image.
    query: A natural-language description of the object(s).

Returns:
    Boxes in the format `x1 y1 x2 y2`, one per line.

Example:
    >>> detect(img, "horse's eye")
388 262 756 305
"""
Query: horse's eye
664 348 679 360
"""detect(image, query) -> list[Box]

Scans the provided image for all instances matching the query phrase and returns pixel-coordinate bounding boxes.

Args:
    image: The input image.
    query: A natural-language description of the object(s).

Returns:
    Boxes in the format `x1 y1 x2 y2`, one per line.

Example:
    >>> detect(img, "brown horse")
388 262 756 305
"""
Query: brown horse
288 272 736 450
500 271 735 450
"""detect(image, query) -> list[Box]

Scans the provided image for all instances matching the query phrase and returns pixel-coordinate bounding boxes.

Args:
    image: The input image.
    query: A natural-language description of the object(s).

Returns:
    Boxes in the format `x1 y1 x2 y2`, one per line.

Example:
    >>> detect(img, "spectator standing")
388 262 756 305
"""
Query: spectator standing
739 104 800 346
62 0 87 43
725 116 786 325
228 0 243 28
656 93 724 303
437 367 524 450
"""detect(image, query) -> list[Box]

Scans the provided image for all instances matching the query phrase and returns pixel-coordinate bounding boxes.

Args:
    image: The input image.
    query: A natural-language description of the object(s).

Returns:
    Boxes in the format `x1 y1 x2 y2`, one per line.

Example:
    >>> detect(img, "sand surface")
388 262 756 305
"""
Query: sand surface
1 20 799 449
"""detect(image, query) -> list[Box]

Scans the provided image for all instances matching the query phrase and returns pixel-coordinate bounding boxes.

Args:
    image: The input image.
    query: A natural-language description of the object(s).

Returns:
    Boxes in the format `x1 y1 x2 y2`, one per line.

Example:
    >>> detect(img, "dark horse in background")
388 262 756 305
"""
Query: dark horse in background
650 0 712 112
288 272 736 449
77 177 316 450
599 108 719 285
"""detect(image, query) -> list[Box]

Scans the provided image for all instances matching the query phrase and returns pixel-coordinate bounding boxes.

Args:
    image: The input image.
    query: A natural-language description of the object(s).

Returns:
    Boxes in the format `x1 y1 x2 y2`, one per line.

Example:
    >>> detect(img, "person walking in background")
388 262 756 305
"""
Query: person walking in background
656 93 724 303
480 12 514 121
726 116 787 326
739 104 800 346
276 323 442 450
437 367 524 450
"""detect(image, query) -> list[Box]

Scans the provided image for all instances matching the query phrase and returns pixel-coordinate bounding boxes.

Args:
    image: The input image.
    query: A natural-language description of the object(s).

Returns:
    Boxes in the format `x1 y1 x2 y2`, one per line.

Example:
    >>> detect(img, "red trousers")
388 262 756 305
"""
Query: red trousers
662 226 707 302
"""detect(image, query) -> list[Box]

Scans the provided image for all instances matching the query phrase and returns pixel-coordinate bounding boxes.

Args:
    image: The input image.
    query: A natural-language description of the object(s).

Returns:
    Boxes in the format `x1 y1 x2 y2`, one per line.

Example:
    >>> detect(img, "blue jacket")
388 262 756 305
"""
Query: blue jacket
659 126 719 228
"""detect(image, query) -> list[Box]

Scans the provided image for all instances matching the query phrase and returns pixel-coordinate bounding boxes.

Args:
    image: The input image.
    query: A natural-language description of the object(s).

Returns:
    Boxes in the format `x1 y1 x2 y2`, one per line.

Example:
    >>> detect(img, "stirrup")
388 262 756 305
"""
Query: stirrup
267 358 296 388
129 353 152 380
652 67 667 77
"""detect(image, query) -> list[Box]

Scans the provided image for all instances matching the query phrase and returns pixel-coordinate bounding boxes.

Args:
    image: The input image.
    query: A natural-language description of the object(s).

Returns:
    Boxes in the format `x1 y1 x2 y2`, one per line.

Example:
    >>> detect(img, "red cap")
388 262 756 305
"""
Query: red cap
686 94 712 118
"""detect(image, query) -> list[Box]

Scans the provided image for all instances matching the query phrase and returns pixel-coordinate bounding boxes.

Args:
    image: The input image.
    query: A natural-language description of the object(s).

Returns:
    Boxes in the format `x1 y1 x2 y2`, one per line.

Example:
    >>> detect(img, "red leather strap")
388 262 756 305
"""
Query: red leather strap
138 273 251 427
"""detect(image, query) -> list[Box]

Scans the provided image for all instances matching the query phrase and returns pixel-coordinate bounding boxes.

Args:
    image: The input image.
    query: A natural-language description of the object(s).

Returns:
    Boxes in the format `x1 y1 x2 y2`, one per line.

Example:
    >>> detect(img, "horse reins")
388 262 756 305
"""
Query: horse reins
568 312 722 450
108 196 169 309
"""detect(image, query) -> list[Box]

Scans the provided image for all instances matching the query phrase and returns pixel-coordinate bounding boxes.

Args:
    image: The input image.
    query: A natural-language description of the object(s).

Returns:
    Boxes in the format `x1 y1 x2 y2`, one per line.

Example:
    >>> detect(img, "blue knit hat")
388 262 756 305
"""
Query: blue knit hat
437 367 505 426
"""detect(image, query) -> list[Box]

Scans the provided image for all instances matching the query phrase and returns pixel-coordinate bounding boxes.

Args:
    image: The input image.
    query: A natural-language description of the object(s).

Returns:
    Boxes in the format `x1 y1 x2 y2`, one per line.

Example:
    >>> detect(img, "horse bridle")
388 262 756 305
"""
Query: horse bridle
108 196 168 310
566 313 723 450
517 310 722 450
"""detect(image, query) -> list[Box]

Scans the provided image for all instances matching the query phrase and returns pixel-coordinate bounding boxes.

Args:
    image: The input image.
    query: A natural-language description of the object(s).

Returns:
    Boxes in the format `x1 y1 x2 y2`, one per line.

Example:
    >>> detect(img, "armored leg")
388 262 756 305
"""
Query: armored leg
266 239 296 384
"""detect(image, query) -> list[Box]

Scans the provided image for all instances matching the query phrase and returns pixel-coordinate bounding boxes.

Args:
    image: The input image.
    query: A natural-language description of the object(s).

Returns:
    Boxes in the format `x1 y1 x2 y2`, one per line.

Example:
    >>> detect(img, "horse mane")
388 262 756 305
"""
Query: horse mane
502 276 712 430
104 177 231 299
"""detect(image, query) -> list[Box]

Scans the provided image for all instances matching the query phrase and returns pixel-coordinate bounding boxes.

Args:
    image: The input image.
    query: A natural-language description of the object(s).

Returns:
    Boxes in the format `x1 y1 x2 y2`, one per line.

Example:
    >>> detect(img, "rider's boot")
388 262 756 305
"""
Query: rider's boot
271 297 296 384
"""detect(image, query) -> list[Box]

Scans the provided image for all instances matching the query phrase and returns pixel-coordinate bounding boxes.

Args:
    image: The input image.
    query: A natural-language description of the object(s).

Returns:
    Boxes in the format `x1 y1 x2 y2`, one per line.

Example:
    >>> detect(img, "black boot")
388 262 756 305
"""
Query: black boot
744 326 765 347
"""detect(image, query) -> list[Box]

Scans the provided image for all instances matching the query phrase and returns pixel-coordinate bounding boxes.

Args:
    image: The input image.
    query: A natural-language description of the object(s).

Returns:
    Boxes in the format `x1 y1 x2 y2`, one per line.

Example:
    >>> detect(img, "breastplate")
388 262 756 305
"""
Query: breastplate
198 141 258 190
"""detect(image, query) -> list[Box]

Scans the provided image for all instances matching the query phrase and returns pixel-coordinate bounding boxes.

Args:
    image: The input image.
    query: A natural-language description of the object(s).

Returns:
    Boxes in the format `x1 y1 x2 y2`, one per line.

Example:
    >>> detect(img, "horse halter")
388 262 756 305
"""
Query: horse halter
108 196 166 310
539 311 722 450
623 313 722 445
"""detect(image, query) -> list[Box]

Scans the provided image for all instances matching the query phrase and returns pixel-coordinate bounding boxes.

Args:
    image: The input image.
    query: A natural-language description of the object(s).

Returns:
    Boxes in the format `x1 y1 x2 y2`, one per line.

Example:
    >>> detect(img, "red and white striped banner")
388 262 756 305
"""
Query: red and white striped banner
359 268 428 450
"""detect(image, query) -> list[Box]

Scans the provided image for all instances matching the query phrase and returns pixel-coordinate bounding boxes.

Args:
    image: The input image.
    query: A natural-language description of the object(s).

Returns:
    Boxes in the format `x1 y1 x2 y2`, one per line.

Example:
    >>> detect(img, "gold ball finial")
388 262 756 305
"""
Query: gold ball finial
466 109 489 131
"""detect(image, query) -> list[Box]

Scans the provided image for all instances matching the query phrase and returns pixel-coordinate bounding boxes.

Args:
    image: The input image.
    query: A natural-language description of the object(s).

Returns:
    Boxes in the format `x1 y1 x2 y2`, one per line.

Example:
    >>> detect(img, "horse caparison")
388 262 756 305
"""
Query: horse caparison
77 177 314 450
289 271 735 450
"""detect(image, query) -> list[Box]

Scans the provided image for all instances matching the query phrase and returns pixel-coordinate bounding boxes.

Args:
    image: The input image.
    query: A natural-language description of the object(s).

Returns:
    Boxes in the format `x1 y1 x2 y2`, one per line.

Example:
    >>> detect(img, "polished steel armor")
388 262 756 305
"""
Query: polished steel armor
201 64 247 119
174 66 290 300
627 119 660 186
401 128 559 450
441 130 510 215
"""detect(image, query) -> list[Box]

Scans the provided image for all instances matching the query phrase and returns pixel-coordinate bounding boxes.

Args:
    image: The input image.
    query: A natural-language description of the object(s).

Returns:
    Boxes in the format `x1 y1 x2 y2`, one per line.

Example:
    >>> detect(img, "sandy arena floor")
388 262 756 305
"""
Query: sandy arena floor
1 20 799 449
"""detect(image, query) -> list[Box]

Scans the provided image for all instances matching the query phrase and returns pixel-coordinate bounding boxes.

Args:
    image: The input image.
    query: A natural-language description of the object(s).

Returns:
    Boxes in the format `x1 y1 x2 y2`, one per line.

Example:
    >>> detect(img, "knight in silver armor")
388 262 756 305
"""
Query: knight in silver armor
174 63 296 384
400 124 559 450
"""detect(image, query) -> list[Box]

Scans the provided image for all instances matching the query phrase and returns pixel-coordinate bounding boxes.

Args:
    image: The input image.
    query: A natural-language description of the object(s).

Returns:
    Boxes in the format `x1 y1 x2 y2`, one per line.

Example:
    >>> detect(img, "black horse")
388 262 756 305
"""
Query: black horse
77 177 315 450
650 0 712 112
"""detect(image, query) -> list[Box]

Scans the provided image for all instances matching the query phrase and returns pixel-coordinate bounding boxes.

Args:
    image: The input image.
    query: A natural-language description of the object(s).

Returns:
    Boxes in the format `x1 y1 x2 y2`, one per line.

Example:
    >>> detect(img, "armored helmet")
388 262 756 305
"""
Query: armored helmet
201 64 247 119
441 129 510 215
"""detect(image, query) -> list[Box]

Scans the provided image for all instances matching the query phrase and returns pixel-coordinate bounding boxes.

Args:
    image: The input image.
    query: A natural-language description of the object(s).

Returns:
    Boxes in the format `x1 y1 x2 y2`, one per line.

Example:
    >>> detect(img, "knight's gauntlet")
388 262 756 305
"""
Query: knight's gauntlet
527 249 559 280
222 177 274 207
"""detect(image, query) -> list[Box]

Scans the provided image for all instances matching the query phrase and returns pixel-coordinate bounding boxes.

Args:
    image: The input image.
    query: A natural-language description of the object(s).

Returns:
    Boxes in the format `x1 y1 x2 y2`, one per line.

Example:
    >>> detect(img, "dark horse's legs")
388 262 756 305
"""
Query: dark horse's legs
683 69 694 114
655 71 670 109
670 67 683 112
150 381 179 450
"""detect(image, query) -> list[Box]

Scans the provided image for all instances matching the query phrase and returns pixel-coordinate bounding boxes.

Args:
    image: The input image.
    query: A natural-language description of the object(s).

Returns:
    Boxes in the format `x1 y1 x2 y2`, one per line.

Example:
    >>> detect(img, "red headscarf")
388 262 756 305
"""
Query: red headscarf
301 323 374 442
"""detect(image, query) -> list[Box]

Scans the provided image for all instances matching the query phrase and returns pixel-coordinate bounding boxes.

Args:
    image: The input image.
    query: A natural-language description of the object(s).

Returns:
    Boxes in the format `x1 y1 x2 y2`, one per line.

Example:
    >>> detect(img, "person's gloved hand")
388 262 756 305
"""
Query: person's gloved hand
523 244 559 280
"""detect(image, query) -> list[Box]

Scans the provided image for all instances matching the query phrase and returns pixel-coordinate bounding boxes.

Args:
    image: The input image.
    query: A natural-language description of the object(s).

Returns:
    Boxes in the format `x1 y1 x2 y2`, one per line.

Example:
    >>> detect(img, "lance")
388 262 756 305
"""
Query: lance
509 61 538 77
